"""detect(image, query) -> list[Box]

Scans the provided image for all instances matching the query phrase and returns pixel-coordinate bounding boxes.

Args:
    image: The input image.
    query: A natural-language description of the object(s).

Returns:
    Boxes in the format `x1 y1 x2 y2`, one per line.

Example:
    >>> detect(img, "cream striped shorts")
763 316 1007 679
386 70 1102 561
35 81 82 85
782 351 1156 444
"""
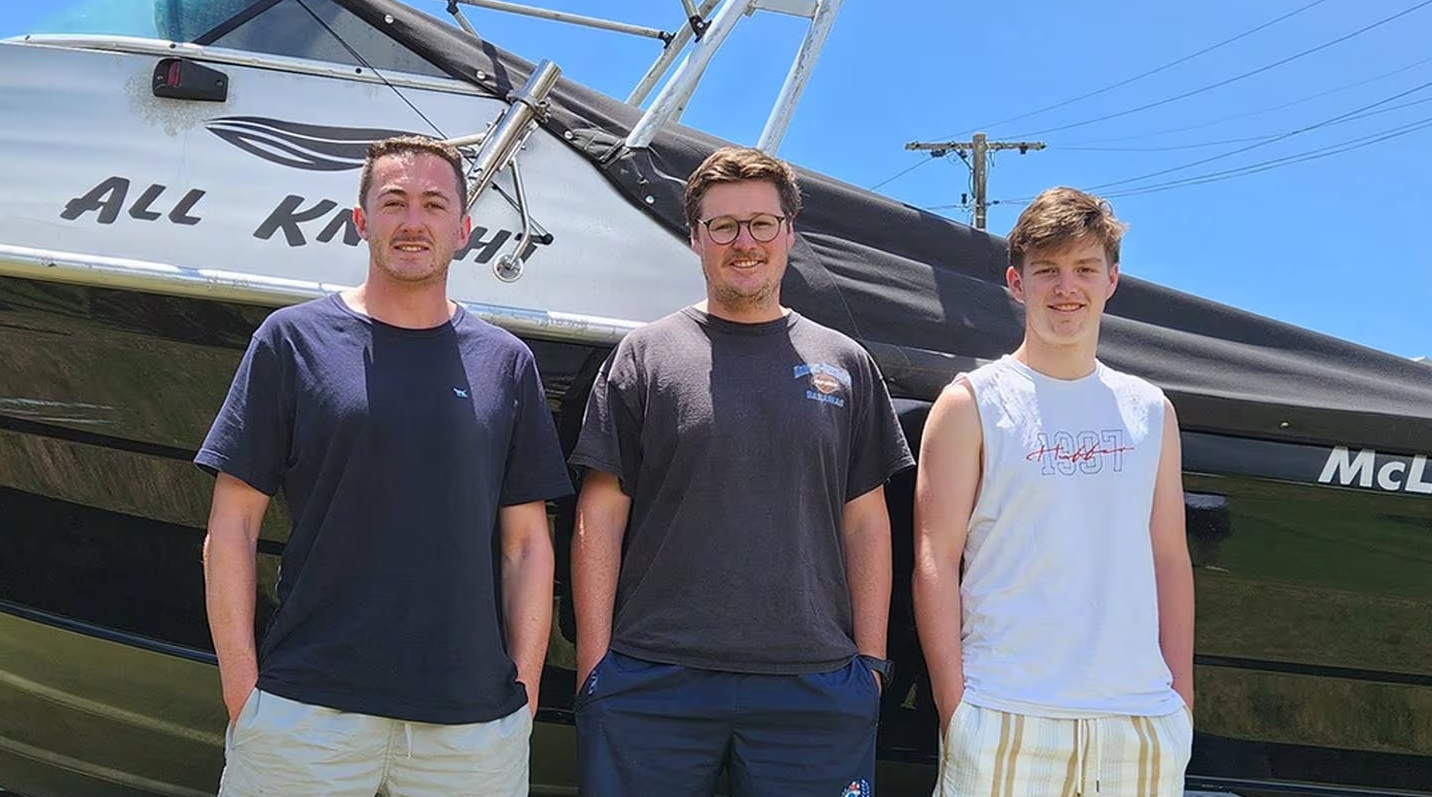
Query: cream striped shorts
935 701 1192 797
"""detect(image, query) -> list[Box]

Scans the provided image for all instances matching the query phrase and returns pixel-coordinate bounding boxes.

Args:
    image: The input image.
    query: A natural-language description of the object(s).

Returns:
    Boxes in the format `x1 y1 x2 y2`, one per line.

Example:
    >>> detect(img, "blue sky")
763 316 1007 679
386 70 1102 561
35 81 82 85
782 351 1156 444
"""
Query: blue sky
4 0 1428 359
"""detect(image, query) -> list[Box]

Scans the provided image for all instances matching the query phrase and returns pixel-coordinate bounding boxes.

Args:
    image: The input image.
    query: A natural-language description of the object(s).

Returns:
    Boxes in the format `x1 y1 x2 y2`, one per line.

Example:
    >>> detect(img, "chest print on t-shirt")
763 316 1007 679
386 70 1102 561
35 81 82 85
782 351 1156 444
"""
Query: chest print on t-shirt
792 362 851 408
1025 429 1135 476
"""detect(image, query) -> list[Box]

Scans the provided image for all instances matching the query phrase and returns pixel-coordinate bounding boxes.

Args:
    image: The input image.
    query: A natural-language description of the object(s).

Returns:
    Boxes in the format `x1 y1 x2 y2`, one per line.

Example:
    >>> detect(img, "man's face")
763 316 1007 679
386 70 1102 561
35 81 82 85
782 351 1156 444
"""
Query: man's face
689 180 794 318
354 152 471 286
1007 236 1119 348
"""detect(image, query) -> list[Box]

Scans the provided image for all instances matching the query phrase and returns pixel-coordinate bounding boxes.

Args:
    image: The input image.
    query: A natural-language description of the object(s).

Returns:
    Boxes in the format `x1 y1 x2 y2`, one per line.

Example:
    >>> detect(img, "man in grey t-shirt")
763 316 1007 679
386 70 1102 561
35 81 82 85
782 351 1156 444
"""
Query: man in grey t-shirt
569 146 913 797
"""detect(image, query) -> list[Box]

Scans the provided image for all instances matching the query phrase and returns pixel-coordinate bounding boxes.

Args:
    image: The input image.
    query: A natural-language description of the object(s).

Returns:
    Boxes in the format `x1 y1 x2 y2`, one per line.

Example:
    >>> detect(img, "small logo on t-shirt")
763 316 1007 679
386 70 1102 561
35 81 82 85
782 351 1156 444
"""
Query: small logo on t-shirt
841 780 872 797
452 387 469 399
1026 429 1133 476
794 363 851 408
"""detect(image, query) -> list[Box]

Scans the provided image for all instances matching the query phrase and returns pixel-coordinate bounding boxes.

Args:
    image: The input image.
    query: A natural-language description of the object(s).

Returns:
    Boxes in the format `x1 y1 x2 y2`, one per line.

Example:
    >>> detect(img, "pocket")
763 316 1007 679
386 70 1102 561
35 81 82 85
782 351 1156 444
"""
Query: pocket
498 703 534 741
226 688 262 750
853 657 880 691
1167 703 1195 760
941 700 969 747
574 650 613 709
850 658 881 719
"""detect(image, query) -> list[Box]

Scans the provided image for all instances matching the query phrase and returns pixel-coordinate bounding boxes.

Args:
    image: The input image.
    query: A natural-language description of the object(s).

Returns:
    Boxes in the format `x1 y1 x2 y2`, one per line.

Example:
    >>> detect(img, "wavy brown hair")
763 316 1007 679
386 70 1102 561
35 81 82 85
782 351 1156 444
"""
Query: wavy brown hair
1007 187 1127 270
683 146 803 232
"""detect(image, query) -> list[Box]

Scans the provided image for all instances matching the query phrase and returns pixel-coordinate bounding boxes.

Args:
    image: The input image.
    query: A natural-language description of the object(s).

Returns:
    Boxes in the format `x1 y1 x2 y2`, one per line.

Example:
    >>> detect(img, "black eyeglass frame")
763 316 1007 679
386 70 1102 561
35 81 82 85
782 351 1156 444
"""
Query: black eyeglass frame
696 213 789 244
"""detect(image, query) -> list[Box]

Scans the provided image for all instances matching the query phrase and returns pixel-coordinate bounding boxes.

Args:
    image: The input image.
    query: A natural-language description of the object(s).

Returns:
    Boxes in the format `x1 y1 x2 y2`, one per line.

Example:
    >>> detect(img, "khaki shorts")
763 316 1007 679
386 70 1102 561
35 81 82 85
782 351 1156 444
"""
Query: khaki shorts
219 689 532 797
936 702 1192 797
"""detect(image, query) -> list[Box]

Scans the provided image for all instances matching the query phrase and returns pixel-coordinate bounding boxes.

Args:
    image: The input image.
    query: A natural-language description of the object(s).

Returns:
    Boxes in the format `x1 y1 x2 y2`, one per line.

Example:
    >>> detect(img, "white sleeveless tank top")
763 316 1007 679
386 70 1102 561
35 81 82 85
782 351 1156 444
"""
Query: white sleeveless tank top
958 355 1181 717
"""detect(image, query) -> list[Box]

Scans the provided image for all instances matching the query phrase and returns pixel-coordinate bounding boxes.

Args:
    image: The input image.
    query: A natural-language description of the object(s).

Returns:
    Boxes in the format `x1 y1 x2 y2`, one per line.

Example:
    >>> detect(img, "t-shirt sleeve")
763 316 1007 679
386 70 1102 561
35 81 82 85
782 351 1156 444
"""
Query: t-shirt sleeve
193 327 291 496
568 344 642 494
500 350 575 506
846 351 915 501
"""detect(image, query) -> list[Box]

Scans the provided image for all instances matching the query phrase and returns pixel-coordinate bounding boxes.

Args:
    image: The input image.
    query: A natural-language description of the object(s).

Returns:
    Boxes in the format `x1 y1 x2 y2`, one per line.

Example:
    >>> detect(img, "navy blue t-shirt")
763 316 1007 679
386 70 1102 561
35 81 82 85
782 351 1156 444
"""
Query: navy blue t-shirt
196 294 572 723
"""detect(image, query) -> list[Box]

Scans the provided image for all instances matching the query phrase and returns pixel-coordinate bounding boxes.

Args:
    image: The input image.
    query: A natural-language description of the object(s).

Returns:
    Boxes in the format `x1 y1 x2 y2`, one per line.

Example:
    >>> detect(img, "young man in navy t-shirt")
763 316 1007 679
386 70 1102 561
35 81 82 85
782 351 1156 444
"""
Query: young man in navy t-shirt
197 136 571 797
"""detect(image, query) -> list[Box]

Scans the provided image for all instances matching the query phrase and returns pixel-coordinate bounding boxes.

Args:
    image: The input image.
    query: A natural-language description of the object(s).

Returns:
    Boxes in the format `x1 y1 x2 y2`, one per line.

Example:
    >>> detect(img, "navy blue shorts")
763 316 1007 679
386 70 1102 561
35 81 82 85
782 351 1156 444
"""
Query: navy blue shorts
575 651 879 797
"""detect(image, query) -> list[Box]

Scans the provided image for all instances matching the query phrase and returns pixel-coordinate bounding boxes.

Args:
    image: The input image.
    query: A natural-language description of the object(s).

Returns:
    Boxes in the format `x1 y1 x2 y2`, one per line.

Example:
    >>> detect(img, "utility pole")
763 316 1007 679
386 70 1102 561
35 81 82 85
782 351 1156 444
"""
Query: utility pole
905 133 1045 230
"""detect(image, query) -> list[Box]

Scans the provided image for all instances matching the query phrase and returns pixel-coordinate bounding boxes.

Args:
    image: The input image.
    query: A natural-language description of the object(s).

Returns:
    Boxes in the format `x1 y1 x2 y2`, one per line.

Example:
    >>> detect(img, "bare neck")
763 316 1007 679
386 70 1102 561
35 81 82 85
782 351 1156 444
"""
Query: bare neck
343 277 454 329
1012 337 1100 381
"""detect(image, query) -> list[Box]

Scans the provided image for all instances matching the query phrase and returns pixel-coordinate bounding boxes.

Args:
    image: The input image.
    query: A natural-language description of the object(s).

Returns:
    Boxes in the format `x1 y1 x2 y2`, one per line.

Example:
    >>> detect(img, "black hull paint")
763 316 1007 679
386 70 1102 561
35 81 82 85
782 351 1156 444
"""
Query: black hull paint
2 274 1430 796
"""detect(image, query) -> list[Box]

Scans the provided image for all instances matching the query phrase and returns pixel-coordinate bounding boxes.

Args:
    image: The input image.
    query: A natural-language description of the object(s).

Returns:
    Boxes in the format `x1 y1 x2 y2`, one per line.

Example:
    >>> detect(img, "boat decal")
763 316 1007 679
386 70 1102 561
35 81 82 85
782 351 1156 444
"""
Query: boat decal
205 116 417 172
1318 446 1432 494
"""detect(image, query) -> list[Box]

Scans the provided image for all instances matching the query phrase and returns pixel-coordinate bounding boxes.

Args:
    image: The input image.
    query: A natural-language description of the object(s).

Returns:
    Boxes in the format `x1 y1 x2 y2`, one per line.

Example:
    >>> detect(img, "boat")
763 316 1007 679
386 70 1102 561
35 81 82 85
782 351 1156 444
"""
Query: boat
2 1 1430 795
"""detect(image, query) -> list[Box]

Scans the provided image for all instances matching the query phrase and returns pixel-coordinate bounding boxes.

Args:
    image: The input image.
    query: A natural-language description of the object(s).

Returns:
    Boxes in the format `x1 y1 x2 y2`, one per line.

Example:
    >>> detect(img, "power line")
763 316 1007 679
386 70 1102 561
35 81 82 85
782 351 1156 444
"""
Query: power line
938 0 1333 139
1006 0 1432 139
1058 135 1282 152
1057 94 1432 152
1101 113 1432 198
1084 78 1432 191
1063 52 1432 147
868 156 936 191
994 111 1432 206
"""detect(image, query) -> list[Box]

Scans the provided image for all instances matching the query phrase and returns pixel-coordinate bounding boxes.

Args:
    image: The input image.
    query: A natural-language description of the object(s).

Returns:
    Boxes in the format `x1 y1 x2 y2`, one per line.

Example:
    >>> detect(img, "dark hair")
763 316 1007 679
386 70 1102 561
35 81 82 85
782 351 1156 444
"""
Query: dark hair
683 146 802 232
1007 186 1127 270
357 135 467 211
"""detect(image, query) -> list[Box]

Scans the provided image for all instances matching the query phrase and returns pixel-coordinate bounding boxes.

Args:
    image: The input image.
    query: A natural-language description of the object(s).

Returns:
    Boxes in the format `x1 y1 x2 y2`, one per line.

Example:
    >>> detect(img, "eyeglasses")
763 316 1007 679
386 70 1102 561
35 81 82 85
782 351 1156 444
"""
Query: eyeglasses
697 213 787 245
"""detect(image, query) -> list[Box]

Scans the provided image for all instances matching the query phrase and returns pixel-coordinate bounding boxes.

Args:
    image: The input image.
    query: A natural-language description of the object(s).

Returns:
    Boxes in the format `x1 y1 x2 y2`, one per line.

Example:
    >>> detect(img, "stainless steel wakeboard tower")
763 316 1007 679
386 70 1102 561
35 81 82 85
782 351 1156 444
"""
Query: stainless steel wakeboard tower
444 0 845 153
437 0 845 283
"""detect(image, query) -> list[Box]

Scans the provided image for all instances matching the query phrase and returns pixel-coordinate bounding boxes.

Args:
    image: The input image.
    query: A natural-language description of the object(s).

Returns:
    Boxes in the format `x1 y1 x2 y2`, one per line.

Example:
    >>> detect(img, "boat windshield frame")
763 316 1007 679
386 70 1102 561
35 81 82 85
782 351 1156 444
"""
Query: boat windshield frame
2 0 453 80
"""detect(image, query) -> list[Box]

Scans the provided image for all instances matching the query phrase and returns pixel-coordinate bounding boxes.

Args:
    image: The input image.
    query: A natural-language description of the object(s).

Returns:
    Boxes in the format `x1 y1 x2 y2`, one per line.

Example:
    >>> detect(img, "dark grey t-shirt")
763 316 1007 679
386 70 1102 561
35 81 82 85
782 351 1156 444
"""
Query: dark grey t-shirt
570 308 913 673
196 294 572 723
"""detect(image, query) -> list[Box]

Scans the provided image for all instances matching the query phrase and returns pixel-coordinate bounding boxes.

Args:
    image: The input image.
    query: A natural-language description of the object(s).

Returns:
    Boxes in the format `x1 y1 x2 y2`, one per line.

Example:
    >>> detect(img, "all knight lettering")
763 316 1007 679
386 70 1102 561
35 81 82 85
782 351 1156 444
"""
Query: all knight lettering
60 177 527 264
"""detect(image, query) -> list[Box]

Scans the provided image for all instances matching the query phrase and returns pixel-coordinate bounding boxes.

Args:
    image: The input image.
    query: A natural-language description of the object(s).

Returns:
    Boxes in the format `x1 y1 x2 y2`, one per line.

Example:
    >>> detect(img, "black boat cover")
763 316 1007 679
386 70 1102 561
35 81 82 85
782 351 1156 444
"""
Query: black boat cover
338 0 1432 454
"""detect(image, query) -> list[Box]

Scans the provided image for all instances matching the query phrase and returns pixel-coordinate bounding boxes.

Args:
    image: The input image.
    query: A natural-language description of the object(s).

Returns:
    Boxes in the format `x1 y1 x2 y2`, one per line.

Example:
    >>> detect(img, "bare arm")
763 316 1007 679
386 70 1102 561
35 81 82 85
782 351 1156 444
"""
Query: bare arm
842 485 893 690
500 500 556 717
1151 398 1195 711
202 473 270 724
571 470 631 689
913 380 983 733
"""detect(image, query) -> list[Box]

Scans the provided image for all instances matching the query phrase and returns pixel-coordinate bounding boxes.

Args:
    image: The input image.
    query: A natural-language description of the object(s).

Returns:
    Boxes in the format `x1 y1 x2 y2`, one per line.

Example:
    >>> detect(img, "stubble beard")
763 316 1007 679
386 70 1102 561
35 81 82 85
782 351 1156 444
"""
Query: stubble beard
372 247 452 287
710 278 777 313
705 247 782 315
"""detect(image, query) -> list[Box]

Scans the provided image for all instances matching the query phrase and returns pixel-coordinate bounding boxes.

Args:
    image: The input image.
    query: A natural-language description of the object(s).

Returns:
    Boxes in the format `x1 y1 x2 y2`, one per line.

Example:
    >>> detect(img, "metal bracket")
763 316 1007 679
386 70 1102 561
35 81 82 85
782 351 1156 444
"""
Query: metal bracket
492 157 538 282
441 61 559 282
681 0 711 38
446 1 479 38
450 59 560 214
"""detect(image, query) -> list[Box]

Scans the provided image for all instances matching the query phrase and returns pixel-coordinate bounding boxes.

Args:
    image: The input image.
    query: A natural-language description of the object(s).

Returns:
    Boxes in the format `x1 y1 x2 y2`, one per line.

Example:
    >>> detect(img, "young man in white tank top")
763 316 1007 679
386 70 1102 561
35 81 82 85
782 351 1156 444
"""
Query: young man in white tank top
913 187 1195 797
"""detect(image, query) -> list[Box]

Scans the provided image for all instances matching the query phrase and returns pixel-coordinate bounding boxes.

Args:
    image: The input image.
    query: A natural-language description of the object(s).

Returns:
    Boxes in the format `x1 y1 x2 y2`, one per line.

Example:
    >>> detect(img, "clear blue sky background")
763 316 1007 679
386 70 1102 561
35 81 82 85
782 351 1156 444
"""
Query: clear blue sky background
4 0 1428 359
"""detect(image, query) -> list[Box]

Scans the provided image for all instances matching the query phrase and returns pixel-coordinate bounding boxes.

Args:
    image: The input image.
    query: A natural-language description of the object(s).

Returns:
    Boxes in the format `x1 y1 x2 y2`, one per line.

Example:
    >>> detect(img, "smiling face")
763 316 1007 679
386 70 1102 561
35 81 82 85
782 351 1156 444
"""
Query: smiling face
1008 236 1119 350
690 179 794 322
354 151 471 287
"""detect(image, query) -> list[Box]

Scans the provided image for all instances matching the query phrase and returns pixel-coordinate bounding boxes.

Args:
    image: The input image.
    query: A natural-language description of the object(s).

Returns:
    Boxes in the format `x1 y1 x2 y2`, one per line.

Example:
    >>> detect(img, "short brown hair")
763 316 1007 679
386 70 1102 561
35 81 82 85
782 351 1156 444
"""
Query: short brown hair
1007 187 1127 270
358 135 468 212
684 146 803 232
